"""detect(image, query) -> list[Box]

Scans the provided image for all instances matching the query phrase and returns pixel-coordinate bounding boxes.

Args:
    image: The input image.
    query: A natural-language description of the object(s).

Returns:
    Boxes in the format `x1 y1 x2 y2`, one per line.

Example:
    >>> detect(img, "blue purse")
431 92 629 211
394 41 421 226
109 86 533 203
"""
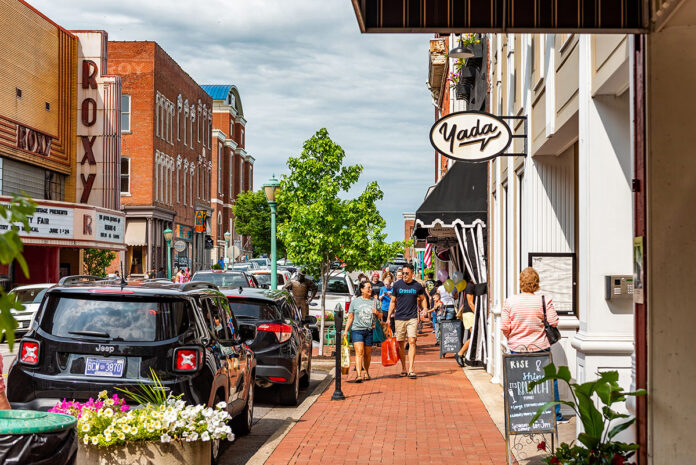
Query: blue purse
372 315 387 344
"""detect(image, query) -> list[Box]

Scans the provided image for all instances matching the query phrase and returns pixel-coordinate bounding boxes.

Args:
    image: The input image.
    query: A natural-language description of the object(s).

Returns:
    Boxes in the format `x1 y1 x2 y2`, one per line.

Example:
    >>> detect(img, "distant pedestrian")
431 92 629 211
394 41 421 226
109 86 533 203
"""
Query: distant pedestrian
427 292 443 341
437 277 458 321
0 357 9 410
454 280 476 366
395 269 403 282
369 271 383 298
183 267 191 282
156 267 165 279
354 273 369 297
175 268 184 283
378 273 394 323
344 281 381 382
501 267 565 422
387 264 427 379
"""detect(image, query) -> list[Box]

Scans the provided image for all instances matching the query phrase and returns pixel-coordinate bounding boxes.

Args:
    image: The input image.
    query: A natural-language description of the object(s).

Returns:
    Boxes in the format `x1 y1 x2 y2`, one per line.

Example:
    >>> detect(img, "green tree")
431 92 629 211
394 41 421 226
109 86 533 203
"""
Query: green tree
0 195 37 350
233 190 287 258
83 249 117 277
278 128 406 353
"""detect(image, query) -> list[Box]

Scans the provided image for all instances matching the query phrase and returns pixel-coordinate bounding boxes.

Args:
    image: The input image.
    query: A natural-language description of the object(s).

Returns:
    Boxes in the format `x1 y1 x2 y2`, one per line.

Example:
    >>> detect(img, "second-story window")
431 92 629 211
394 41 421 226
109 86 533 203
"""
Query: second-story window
218 146 223 195
121 95 131 132
120 157 130 194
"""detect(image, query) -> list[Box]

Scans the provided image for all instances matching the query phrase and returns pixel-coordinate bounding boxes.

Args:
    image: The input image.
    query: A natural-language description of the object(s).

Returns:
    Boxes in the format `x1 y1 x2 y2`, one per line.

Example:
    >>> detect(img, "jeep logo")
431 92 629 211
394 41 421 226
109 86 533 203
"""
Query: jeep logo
95 345 115 354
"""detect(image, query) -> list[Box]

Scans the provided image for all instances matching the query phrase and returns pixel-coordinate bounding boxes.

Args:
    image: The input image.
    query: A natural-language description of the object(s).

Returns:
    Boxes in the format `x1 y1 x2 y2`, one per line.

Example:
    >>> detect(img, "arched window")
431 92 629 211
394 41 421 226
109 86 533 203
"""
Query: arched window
177 95 182 141
183 161 188 206
155 95 160 137
183 100 189 145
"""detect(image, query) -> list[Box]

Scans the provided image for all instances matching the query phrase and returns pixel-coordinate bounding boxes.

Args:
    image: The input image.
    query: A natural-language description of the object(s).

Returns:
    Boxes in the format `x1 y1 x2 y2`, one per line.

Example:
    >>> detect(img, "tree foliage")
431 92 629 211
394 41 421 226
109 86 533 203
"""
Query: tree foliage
233 190 287 258
0 196 36 350
278 129 406 351
83 249 117 278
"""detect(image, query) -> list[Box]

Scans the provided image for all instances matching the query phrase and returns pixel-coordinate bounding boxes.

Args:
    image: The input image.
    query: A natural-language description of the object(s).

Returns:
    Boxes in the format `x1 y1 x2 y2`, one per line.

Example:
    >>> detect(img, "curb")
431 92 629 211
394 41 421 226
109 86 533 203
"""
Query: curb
245 368 335 465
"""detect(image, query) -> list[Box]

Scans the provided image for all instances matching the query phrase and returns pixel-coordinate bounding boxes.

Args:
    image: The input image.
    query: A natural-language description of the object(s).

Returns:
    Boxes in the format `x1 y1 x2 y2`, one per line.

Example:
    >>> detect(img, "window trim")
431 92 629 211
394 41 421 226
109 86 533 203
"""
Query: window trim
121 95 131 134
120 156 131 195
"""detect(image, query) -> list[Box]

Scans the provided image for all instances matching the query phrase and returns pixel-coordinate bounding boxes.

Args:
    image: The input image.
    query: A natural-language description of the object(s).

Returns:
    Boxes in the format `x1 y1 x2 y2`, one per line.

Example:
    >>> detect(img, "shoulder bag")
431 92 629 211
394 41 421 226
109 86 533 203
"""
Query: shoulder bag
542 295 561 345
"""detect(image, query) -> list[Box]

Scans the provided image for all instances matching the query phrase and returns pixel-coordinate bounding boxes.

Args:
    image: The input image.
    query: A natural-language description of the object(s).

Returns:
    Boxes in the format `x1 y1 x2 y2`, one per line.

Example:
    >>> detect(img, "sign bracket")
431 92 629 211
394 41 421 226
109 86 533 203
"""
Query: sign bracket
499 116 528 157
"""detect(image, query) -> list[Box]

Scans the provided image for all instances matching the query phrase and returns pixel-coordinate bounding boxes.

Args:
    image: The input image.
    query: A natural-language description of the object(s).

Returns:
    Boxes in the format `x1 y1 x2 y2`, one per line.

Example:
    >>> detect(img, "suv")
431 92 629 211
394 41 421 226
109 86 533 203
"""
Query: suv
223 288 314 406
9 283 53 339
7 276 257 458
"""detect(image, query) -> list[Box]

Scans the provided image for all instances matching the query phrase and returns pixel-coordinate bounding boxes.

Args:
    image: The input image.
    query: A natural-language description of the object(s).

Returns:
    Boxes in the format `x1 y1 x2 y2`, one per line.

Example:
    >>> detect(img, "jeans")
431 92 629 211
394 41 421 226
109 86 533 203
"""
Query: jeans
433 322 440 340
443 306 456 321
511 349 563 420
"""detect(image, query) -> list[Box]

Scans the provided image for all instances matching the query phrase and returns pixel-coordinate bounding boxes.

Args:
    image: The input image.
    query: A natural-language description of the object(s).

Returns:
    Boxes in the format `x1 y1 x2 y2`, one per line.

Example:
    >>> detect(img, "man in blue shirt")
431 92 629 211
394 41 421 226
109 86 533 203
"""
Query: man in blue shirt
387 264 427 379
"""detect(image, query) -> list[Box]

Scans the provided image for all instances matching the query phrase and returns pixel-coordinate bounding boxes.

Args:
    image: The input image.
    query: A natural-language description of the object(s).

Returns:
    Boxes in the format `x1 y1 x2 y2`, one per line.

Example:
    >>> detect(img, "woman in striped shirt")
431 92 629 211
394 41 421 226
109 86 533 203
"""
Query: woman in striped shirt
502 267 566 422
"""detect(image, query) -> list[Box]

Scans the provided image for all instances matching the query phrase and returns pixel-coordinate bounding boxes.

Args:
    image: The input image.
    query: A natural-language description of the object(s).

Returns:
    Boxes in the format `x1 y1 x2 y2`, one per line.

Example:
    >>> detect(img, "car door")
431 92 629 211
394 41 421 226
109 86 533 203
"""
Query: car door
200 296 237 410
284 297 310 373
217 296 249 414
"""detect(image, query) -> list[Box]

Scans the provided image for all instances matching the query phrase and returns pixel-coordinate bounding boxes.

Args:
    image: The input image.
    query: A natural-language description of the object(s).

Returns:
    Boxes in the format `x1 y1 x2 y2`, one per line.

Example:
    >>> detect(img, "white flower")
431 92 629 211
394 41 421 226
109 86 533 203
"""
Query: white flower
161 433 172 443
91 437 99 446
104 434 112 442
226 432 235 442
83 435 90 445
103 408 114 418
189 432 199 441
215 401 227 409
81 423 91 432
117 432 125 441
201 431 210 442
98 390 108 398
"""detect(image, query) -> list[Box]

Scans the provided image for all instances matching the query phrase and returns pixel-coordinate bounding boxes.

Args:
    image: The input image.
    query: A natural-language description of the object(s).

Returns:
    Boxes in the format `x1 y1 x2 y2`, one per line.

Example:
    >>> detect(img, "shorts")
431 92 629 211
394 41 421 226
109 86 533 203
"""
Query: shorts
395 318 418 341
351 329 373 346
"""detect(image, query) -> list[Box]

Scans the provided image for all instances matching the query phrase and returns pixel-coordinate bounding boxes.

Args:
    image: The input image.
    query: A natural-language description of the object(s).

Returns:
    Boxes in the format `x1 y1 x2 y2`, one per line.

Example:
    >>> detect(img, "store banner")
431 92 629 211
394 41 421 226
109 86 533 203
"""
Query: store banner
175 224 193 241
0 205 73 238
195 211 207 233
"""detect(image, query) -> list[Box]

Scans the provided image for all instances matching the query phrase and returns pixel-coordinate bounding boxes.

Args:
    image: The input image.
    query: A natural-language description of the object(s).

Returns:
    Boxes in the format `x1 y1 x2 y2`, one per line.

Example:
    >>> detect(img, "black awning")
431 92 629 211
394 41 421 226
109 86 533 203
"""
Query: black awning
415 161 487 230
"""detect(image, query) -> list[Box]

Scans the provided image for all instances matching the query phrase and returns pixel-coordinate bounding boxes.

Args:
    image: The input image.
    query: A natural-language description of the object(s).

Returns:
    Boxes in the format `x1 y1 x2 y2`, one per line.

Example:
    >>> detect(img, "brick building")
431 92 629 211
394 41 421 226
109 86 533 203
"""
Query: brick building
109 42 213 275
201 85 254 264
0 0 125 286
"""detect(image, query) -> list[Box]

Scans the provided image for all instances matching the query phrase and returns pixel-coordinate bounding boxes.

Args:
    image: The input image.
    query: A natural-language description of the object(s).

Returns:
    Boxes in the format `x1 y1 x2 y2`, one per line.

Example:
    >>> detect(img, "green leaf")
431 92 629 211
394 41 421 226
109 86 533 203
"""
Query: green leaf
576 390 605 441
529 400 576 425
607 418 635 439
578 432 599 449
602 406 630 420
557 365 572 383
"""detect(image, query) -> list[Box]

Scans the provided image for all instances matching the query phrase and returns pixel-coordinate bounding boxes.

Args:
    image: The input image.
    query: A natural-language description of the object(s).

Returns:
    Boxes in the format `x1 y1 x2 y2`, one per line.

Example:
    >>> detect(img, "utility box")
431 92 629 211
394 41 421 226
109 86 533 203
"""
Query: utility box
605 275 634 300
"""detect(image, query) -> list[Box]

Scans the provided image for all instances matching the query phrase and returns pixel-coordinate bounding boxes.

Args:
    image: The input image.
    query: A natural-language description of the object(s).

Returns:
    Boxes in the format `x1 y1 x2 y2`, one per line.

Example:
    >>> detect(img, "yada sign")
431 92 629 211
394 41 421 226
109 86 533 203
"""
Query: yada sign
430 111 513 162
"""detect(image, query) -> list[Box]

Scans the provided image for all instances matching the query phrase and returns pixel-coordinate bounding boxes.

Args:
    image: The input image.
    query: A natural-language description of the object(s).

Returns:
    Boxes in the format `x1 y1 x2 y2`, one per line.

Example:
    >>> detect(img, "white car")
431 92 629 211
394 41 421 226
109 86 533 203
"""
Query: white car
9 283 53 338
248 258 271 269
249 270 291 290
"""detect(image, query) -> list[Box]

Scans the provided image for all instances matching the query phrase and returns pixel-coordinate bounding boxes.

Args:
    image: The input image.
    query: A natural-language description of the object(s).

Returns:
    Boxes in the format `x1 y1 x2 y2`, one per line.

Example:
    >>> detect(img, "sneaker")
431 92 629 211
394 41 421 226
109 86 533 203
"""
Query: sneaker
557 416 570 424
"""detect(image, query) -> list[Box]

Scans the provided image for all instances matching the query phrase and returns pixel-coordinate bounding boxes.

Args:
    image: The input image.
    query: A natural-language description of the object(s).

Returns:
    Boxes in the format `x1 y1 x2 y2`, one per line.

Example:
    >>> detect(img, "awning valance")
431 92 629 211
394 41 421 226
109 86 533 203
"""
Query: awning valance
415 161 487 230
125 219 147 246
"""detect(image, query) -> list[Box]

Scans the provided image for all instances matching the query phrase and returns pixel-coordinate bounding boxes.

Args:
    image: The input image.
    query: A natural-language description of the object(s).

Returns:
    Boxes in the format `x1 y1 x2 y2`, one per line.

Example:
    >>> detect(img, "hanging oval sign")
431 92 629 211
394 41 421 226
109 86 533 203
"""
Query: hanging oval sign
429 111 513 162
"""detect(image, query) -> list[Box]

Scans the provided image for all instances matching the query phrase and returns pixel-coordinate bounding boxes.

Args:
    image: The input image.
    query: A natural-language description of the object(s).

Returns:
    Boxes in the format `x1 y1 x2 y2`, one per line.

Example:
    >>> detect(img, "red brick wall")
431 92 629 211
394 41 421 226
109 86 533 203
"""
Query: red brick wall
404 219 415 260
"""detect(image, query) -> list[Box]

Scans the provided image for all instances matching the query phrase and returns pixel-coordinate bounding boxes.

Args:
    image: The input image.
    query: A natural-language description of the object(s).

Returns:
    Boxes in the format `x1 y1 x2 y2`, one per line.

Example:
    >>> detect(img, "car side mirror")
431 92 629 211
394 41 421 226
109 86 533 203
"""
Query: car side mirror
238 323 256 344
303 315 317 326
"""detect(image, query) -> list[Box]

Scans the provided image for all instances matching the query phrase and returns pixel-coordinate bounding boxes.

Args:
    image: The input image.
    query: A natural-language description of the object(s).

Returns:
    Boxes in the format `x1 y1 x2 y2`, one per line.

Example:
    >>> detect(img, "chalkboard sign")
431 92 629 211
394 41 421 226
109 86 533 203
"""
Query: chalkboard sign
503 353 556 435
440 320 463 358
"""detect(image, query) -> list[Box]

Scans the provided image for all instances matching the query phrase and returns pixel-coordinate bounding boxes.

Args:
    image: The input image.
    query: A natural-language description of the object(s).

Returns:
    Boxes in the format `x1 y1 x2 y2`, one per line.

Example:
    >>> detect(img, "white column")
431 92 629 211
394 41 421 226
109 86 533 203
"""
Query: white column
573 34 634 438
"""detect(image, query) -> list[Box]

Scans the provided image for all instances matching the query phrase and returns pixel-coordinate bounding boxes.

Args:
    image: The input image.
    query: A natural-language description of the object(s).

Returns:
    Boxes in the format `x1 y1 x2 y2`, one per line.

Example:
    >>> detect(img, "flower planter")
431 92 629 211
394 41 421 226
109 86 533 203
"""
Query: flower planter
77 440 210 465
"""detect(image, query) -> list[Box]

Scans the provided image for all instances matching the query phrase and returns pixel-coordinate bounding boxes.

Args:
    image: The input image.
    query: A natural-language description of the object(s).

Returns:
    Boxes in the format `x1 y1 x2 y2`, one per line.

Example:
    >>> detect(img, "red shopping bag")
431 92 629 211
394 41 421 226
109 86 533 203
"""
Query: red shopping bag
381 327 400 367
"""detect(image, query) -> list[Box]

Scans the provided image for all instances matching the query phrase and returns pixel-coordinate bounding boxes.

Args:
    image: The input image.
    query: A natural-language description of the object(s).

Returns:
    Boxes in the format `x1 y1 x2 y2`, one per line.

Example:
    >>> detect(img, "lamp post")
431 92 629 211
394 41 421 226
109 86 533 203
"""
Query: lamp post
224 231 231 269
163 228 173 280
263 175 281 289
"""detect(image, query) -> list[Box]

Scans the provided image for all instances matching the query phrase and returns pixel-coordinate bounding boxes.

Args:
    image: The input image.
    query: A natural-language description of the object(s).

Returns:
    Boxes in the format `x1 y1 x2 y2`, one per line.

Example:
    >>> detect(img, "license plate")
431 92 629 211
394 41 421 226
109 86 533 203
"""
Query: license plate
85 358 125 377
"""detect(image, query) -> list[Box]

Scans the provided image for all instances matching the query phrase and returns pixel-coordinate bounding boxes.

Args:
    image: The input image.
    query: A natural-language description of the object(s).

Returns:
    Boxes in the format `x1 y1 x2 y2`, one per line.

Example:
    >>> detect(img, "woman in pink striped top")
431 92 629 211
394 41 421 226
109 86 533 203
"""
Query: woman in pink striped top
502 267 566 422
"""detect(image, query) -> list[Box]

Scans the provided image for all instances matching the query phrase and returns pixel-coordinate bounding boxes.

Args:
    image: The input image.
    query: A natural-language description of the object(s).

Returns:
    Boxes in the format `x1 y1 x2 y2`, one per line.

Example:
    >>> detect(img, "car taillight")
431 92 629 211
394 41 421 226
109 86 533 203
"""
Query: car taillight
174 348 199 372
257 323 292 343
20 340 39 366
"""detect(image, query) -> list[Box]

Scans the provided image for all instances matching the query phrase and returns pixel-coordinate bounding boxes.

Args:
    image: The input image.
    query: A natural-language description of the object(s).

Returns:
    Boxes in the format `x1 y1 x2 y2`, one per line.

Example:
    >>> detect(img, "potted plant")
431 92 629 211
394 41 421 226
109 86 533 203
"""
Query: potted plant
447 58 476 100
50 376 234 465
529 364 646 465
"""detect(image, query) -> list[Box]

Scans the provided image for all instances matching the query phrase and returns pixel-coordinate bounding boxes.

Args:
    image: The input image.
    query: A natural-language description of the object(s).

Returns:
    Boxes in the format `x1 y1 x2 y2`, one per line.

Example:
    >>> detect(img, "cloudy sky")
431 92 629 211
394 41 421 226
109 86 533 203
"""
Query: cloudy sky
33 0 435 241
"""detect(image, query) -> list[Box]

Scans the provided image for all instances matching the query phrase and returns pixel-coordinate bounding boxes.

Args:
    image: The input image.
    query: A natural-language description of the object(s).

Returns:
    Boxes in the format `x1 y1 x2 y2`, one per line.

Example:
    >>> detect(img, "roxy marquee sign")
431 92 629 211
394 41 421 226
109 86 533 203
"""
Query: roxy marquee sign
430 111 526 162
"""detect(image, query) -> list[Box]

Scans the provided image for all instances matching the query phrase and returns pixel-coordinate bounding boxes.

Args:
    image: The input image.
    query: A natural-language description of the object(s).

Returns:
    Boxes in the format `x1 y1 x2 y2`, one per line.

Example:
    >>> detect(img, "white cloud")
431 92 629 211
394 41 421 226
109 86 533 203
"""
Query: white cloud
32 0 435 241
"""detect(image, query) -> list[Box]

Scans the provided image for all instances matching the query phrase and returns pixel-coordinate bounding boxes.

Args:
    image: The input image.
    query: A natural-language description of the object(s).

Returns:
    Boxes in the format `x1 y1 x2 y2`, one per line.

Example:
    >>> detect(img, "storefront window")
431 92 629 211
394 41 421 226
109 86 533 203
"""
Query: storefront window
44 171 65 201
121 95 131 132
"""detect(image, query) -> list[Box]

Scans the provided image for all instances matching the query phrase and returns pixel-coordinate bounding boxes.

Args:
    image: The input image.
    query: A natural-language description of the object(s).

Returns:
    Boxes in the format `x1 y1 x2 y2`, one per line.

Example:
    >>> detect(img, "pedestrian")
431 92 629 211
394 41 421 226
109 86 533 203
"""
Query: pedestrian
454 280 476 366
437 276 459 321
344 281 381 382
501 267 566 423
174 268 184 283
378 272 394 323
156 267 165 279
427 292 443 341
354 273 369 296
0 357 9 410
387 264 427 379
183 267 191 282
283 271 318 318
370 271 383 298
395 269 403 282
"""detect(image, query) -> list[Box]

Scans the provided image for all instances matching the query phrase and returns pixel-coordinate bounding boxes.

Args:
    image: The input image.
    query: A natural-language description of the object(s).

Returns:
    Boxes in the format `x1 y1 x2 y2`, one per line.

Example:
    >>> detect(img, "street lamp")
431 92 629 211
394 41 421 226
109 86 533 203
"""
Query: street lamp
263 175 281 289
449 34 475 59
224 231 231 269
163 228 173 280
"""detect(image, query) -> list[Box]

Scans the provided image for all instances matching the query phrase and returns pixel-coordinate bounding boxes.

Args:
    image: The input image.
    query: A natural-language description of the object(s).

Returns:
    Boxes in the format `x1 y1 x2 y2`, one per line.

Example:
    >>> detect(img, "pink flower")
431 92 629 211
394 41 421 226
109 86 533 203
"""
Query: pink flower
120 404 130 412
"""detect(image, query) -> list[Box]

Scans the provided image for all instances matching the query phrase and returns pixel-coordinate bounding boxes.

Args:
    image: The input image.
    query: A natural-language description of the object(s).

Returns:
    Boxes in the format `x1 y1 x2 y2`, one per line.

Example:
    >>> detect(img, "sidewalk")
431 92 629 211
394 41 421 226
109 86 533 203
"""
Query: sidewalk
266 326 509 465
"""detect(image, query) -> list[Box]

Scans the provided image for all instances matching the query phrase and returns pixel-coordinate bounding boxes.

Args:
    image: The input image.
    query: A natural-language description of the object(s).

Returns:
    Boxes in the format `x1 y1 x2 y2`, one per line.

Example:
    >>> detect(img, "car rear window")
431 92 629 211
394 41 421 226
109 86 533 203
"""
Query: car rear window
192 272 249 288
228 300 281 321
253 274 285 286
41 295 190 342
316 277 349 294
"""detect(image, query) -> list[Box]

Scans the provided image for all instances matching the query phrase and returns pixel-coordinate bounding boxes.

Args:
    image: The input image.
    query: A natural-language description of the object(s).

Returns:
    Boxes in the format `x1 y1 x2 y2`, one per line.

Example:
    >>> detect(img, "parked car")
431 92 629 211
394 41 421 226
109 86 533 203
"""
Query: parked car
248 258 271 269
191 270 257 288
308 274 354 341
223 288 314 406
227 262 258 272
7 277 257 462
8 283 53 339
248 270 291 290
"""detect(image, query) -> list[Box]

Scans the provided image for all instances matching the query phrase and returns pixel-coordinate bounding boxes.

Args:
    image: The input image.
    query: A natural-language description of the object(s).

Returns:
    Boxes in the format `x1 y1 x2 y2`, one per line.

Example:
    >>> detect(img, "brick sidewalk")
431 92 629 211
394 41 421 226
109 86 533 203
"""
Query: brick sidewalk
266 325 509 465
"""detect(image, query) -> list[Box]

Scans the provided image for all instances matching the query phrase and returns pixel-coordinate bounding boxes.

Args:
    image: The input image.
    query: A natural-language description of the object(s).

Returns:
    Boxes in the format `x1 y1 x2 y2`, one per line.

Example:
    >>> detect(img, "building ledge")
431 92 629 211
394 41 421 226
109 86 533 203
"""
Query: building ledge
428 38 448 103
571 331 634 355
